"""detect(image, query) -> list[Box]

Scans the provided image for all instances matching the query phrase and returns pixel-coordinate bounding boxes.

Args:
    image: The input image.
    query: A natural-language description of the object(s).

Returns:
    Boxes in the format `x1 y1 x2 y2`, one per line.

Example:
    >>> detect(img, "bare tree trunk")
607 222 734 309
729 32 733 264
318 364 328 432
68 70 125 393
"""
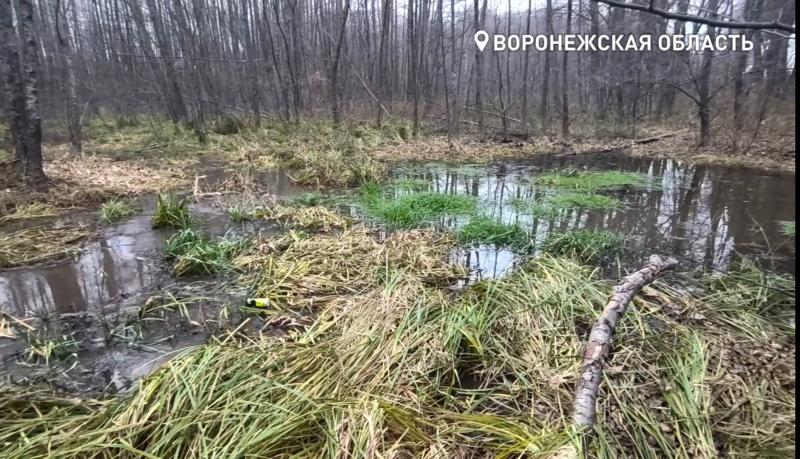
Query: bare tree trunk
473 0 484 136
377 0 391 126
560 0 572 139
573 255 678 429
520 0 532 138
409 0 419 135
697 0 719 147
17 0 47 185
540 0 553 135
0 0 30 178
55 0 81 155
330 0 351 123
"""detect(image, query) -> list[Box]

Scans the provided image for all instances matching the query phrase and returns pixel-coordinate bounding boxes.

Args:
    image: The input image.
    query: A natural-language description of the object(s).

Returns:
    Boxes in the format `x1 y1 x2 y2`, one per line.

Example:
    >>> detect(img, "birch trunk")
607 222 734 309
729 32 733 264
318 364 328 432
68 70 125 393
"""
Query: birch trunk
573 254 678 429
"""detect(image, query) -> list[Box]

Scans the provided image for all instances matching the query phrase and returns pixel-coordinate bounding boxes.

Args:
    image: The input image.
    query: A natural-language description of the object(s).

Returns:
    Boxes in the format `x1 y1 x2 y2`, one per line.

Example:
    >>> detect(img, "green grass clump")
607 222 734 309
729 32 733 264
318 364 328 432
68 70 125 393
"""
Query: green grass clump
541 229 624 262
164 228 246 276
21 333 78 365
152 194 192 228
393 178 430 192
536 169 648 191
779 220 795 237
360 187 476 228
457 216 529 248
549 192 621 210
227 206 265 223
99 198 137 224
291 192 329 207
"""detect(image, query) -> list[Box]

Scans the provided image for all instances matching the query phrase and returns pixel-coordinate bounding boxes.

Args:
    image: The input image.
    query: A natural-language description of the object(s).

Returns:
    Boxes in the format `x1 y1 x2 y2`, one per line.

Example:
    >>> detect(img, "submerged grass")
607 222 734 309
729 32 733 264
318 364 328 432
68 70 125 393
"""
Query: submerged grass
536 169 649 191
1 253 792 458
541 229 624 263
457 216 529 248
549 192 622 210
0 227 91 268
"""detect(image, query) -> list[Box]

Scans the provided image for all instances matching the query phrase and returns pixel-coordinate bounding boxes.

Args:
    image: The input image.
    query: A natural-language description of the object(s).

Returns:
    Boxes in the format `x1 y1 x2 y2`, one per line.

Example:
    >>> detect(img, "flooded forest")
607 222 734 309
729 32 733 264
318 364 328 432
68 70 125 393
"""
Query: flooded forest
0 0 795 457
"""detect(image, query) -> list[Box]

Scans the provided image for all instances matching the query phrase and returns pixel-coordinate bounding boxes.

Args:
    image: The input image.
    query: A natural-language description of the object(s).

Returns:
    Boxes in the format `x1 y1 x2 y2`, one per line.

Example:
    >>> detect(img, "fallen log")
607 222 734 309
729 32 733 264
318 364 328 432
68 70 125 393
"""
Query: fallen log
629 129 687 145
573 254 678 429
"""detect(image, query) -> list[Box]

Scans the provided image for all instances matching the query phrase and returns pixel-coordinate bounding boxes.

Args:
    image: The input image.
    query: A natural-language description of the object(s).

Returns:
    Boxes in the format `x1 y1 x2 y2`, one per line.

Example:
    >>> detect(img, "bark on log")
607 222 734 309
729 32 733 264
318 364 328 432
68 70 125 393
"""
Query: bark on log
573 254 678 429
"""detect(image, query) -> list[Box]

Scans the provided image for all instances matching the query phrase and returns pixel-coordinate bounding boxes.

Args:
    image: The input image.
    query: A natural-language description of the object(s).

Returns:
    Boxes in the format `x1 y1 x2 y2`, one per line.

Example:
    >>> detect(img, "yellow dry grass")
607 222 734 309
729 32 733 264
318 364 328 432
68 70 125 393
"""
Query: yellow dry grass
44 154 191 195
0 227 92 268
234 228 466 307
261 204 350 232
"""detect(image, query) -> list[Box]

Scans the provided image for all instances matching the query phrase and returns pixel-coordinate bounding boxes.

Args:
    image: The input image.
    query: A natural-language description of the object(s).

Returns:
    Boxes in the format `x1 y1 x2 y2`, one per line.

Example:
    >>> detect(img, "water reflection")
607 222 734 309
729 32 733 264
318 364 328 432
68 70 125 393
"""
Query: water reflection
393 153 795 278
0 215 168 317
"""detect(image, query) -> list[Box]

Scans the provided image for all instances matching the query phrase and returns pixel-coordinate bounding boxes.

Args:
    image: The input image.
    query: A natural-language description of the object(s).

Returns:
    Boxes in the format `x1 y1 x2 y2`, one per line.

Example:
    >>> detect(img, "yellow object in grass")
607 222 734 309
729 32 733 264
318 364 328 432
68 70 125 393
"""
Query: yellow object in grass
246 298 271 308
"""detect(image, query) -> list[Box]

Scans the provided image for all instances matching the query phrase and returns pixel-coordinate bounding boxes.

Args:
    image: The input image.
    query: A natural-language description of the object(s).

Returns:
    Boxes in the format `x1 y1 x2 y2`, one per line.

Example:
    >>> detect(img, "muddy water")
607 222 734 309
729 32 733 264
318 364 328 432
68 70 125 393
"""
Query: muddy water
391 153 796 279
0 169 303 393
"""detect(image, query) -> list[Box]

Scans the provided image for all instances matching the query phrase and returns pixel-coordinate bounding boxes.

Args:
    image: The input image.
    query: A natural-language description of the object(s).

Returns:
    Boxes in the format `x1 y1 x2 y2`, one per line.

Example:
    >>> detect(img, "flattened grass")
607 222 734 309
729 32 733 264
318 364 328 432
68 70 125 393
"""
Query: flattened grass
261 204 349 232
0 253 794 458
240 228 465 306
0 203 61 222
0 227 91 268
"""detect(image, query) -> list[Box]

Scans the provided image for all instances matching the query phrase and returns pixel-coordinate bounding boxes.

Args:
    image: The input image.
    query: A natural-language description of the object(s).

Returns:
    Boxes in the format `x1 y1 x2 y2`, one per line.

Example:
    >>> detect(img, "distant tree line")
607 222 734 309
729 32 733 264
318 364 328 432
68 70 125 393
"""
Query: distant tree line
0 0 795 184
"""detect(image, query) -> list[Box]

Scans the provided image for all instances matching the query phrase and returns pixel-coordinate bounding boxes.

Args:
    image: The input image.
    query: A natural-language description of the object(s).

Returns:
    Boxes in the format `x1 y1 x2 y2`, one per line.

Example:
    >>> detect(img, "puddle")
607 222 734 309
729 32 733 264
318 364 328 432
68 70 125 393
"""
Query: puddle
387 153 795 279
0 168 304 394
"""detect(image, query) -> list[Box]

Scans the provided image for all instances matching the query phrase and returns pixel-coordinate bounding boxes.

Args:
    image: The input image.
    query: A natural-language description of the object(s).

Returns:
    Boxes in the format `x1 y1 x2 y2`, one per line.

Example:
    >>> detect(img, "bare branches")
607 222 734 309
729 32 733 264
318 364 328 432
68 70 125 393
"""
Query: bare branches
593 0 796 32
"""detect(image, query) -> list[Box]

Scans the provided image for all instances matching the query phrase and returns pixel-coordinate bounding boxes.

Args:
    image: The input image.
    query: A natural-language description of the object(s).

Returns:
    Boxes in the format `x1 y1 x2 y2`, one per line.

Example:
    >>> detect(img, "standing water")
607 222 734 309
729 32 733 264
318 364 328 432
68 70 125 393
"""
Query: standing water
387 153 795 278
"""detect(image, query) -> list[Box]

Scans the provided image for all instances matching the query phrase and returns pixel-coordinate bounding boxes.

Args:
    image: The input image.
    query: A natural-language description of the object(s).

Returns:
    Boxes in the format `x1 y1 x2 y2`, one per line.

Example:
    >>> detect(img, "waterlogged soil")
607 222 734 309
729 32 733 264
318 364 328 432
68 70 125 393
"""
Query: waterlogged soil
383 152 795 279
0 170 301 394
0 153 795 395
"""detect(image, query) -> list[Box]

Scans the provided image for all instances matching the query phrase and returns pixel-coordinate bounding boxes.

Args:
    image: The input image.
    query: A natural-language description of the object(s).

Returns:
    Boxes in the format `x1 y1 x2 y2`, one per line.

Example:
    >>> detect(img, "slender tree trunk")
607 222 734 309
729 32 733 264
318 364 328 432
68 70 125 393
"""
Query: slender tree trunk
17 0 47 185
560 0 572 139
540 0 553 135
0 0 30 179
521 0 532 138
697 0 719 147
473 0 484 136
330 0 351 123
56 0 81 155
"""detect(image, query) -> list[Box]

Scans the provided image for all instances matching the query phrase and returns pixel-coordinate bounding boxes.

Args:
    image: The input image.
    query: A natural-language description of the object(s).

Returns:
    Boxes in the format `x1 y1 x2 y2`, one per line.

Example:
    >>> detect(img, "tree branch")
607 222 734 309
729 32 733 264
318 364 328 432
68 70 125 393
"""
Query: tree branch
593 0 795 32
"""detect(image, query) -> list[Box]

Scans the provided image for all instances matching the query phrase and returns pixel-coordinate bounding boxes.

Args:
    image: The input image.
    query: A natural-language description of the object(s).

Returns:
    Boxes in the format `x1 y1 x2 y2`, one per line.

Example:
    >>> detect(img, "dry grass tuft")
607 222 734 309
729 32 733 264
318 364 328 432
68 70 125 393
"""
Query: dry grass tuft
261 204 350 232
237 228 466 307
0 203 62 222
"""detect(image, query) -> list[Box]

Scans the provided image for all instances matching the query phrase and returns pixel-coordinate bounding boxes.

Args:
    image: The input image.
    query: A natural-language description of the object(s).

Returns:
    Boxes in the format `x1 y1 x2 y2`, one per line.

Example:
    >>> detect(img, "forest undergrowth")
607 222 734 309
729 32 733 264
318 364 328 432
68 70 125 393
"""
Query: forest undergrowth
0 224 794 457
0 116 795 458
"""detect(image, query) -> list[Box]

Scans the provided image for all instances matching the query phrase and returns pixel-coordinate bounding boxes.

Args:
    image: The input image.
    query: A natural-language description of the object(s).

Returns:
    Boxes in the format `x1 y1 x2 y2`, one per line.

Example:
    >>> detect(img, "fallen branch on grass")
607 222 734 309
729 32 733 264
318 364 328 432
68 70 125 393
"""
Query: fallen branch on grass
573 254 678 429
629 129 688 145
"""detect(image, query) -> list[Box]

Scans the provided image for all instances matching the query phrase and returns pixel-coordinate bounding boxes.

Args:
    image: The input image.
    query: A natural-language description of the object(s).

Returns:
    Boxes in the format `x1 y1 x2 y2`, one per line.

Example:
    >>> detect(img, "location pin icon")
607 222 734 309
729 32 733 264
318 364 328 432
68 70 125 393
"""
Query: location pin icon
474 30 489 52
